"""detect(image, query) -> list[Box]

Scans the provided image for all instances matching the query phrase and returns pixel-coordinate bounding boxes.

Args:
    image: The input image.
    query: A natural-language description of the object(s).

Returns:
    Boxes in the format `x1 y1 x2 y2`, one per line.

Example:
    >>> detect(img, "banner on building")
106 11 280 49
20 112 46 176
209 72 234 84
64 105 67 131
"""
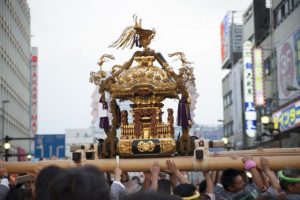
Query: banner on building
277 27 300 102
31 47 38 136
220 12 243 67
272 99 300 132
220 13 230 65
243 41 257 137
253 47 265 106
230 60 244 142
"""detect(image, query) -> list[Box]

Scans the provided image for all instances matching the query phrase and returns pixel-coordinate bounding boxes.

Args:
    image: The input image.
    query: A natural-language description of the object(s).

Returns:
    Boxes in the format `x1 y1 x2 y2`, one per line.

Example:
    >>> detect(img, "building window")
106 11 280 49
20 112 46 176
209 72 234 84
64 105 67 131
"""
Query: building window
223 91 233 109
274 0 300 28
264 57 272 76
224 121 234 137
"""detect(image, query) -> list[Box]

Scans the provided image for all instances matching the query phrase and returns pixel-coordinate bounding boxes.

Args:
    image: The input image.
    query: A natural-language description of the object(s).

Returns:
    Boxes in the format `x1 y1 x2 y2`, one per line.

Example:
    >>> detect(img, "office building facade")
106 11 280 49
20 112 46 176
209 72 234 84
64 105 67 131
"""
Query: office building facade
0 0 31 158
221 0 300 149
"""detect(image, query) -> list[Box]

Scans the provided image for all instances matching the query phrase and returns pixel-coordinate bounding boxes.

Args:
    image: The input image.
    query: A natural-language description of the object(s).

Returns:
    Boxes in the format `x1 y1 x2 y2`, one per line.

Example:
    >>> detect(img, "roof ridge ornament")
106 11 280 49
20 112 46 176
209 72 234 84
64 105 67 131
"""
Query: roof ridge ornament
109 15 156 50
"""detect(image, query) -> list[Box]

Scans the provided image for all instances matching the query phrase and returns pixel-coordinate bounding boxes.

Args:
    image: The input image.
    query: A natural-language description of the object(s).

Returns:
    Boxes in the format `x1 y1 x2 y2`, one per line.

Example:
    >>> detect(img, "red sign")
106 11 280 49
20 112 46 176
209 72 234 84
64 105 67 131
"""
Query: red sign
31 47 38 136
220 22 225 62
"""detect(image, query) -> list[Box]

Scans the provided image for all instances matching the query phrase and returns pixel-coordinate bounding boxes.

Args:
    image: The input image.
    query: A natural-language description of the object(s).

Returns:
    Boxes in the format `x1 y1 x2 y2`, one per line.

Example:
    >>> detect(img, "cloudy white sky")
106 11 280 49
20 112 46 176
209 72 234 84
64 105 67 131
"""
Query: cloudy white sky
28 0 252 133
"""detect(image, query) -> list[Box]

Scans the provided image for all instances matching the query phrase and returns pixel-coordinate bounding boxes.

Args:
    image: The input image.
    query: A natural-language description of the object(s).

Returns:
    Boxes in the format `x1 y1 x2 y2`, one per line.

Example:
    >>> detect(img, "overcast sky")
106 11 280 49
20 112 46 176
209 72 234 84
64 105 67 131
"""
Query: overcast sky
28 0 252 133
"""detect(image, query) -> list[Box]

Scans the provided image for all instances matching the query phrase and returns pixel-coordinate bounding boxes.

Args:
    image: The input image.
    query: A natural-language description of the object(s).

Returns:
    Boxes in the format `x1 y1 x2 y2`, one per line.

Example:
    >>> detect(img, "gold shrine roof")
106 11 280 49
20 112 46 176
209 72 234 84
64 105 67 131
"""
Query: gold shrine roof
111 56 177 98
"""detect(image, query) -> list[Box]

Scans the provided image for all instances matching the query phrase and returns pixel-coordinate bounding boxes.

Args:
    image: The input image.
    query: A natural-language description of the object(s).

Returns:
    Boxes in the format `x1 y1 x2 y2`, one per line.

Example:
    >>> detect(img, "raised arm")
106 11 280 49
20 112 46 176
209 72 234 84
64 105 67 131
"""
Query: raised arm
242 155 267 192
202 171 214 194
260 157 281 193
110 166 126 200
150 161 160 192
166 160 189 184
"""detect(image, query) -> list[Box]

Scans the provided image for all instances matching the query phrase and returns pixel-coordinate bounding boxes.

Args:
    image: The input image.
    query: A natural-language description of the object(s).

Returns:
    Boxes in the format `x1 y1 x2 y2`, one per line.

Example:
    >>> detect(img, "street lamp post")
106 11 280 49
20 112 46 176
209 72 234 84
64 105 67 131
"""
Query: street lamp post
1 100 10 160
4 140 11 161
3 136 35 161
1 100 10 140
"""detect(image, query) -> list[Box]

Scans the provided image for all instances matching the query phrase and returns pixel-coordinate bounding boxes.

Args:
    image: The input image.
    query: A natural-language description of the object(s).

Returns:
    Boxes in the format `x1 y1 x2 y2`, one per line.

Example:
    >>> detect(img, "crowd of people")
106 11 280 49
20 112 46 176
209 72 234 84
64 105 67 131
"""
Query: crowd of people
0 155 299 200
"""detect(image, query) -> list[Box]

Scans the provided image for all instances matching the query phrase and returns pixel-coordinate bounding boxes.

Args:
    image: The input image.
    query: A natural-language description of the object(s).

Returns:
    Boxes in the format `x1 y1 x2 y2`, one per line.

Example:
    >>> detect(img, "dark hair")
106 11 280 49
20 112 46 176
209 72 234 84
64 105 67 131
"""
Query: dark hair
255 195 287 200
121 191 181 200
279 167 300 191
35 165 64 200
6 187 33 200
49 165 110 200
173 183 196 197
157 179 171 194
199 179 207 193
131 176 141 184
121 172 130 182
199 193 212 200
220 168 244 191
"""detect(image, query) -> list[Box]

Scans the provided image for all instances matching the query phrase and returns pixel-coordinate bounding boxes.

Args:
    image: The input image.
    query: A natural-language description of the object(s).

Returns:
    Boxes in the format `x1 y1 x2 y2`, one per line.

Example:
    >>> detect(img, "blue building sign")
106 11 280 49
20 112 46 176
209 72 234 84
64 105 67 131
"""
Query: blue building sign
35 134 65 159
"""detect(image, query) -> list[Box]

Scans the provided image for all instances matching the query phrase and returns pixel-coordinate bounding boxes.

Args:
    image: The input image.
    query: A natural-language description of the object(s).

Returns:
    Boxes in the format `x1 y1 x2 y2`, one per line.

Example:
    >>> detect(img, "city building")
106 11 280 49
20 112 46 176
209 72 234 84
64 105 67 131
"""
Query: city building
220 10 245 149
260 0 300 148
221 0 300 149
0 0 32 159
222 61 244 149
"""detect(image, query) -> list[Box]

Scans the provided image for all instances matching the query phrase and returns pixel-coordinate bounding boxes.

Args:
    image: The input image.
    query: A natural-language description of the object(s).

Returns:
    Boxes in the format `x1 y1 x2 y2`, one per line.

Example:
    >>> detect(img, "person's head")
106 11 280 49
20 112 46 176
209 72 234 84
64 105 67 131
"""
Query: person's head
255 195 287 200
198 179 207 194
121 172 130 182
123 180 142 194
5 187 33 200
49 165 110 200
279 167 300 194
131 176 141 185
34 165 64 200
221 168 246 192
157 179 172 194
158 172 167 179
199 193 212 200
173 183 200 200
121 191 181 200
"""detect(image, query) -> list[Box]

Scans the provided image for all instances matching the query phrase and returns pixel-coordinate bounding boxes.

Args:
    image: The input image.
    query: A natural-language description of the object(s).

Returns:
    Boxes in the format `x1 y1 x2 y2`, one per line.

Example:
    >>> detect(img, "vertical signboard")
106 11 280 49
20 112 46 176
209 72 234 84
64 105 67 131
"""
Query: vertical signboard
31 47 38 136
220 13 230 65
231 61 244 140
35 134 65 159
243 41 257 137
253 47 265 106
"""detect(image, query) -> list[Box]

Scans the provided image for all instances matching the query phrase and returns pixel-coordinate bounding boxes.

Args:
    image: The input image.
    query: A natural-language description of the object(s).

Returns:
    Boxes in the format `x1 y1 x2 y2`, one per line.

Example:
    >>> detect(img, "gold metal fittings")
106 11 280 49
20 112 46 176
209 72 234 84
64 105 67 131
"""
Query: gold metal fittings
137 140 155 152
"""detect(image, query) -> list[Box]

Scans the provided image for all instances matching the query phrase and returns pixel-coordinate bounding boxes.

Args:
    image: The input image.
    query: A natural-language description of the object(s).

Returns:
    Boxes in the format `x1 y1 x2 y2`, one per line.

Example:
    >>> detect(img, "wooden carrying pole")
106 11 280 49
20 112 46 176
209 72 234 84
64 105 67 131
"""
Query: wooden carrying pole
209 148 300 157
2 155 300 174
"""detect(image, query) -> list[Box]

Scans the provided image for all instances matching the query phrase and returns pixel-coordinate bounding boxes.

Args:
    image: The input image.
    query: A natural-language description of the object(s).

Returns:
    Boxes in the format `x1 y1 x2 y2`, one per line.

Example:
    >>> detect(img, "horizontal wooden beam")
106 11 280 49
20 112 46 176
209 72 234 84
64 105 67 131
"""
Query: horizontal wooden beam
2 155 300 174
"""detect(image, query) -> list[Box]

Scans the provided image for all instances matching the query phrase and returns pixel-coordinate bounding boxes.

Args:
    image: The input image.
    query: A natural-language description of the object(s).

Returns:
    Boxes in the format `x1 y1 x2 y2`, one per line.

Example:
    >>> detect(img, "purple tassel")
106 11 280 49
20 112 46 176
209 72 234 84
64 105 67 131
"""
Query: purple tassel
99 96 110 129
116 104 121 128
99 95 105 103
177 96 191 128
100 117 109 129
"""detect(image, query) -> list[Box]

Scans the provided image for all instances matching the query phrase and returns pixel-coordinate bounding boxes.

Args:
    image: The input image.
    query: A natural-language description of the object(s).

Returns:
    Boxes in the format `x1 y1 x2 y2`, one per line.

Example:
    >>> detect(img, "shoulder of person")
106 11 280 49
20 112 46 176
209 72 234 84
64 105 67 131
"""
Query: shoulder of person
286 194 300 200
